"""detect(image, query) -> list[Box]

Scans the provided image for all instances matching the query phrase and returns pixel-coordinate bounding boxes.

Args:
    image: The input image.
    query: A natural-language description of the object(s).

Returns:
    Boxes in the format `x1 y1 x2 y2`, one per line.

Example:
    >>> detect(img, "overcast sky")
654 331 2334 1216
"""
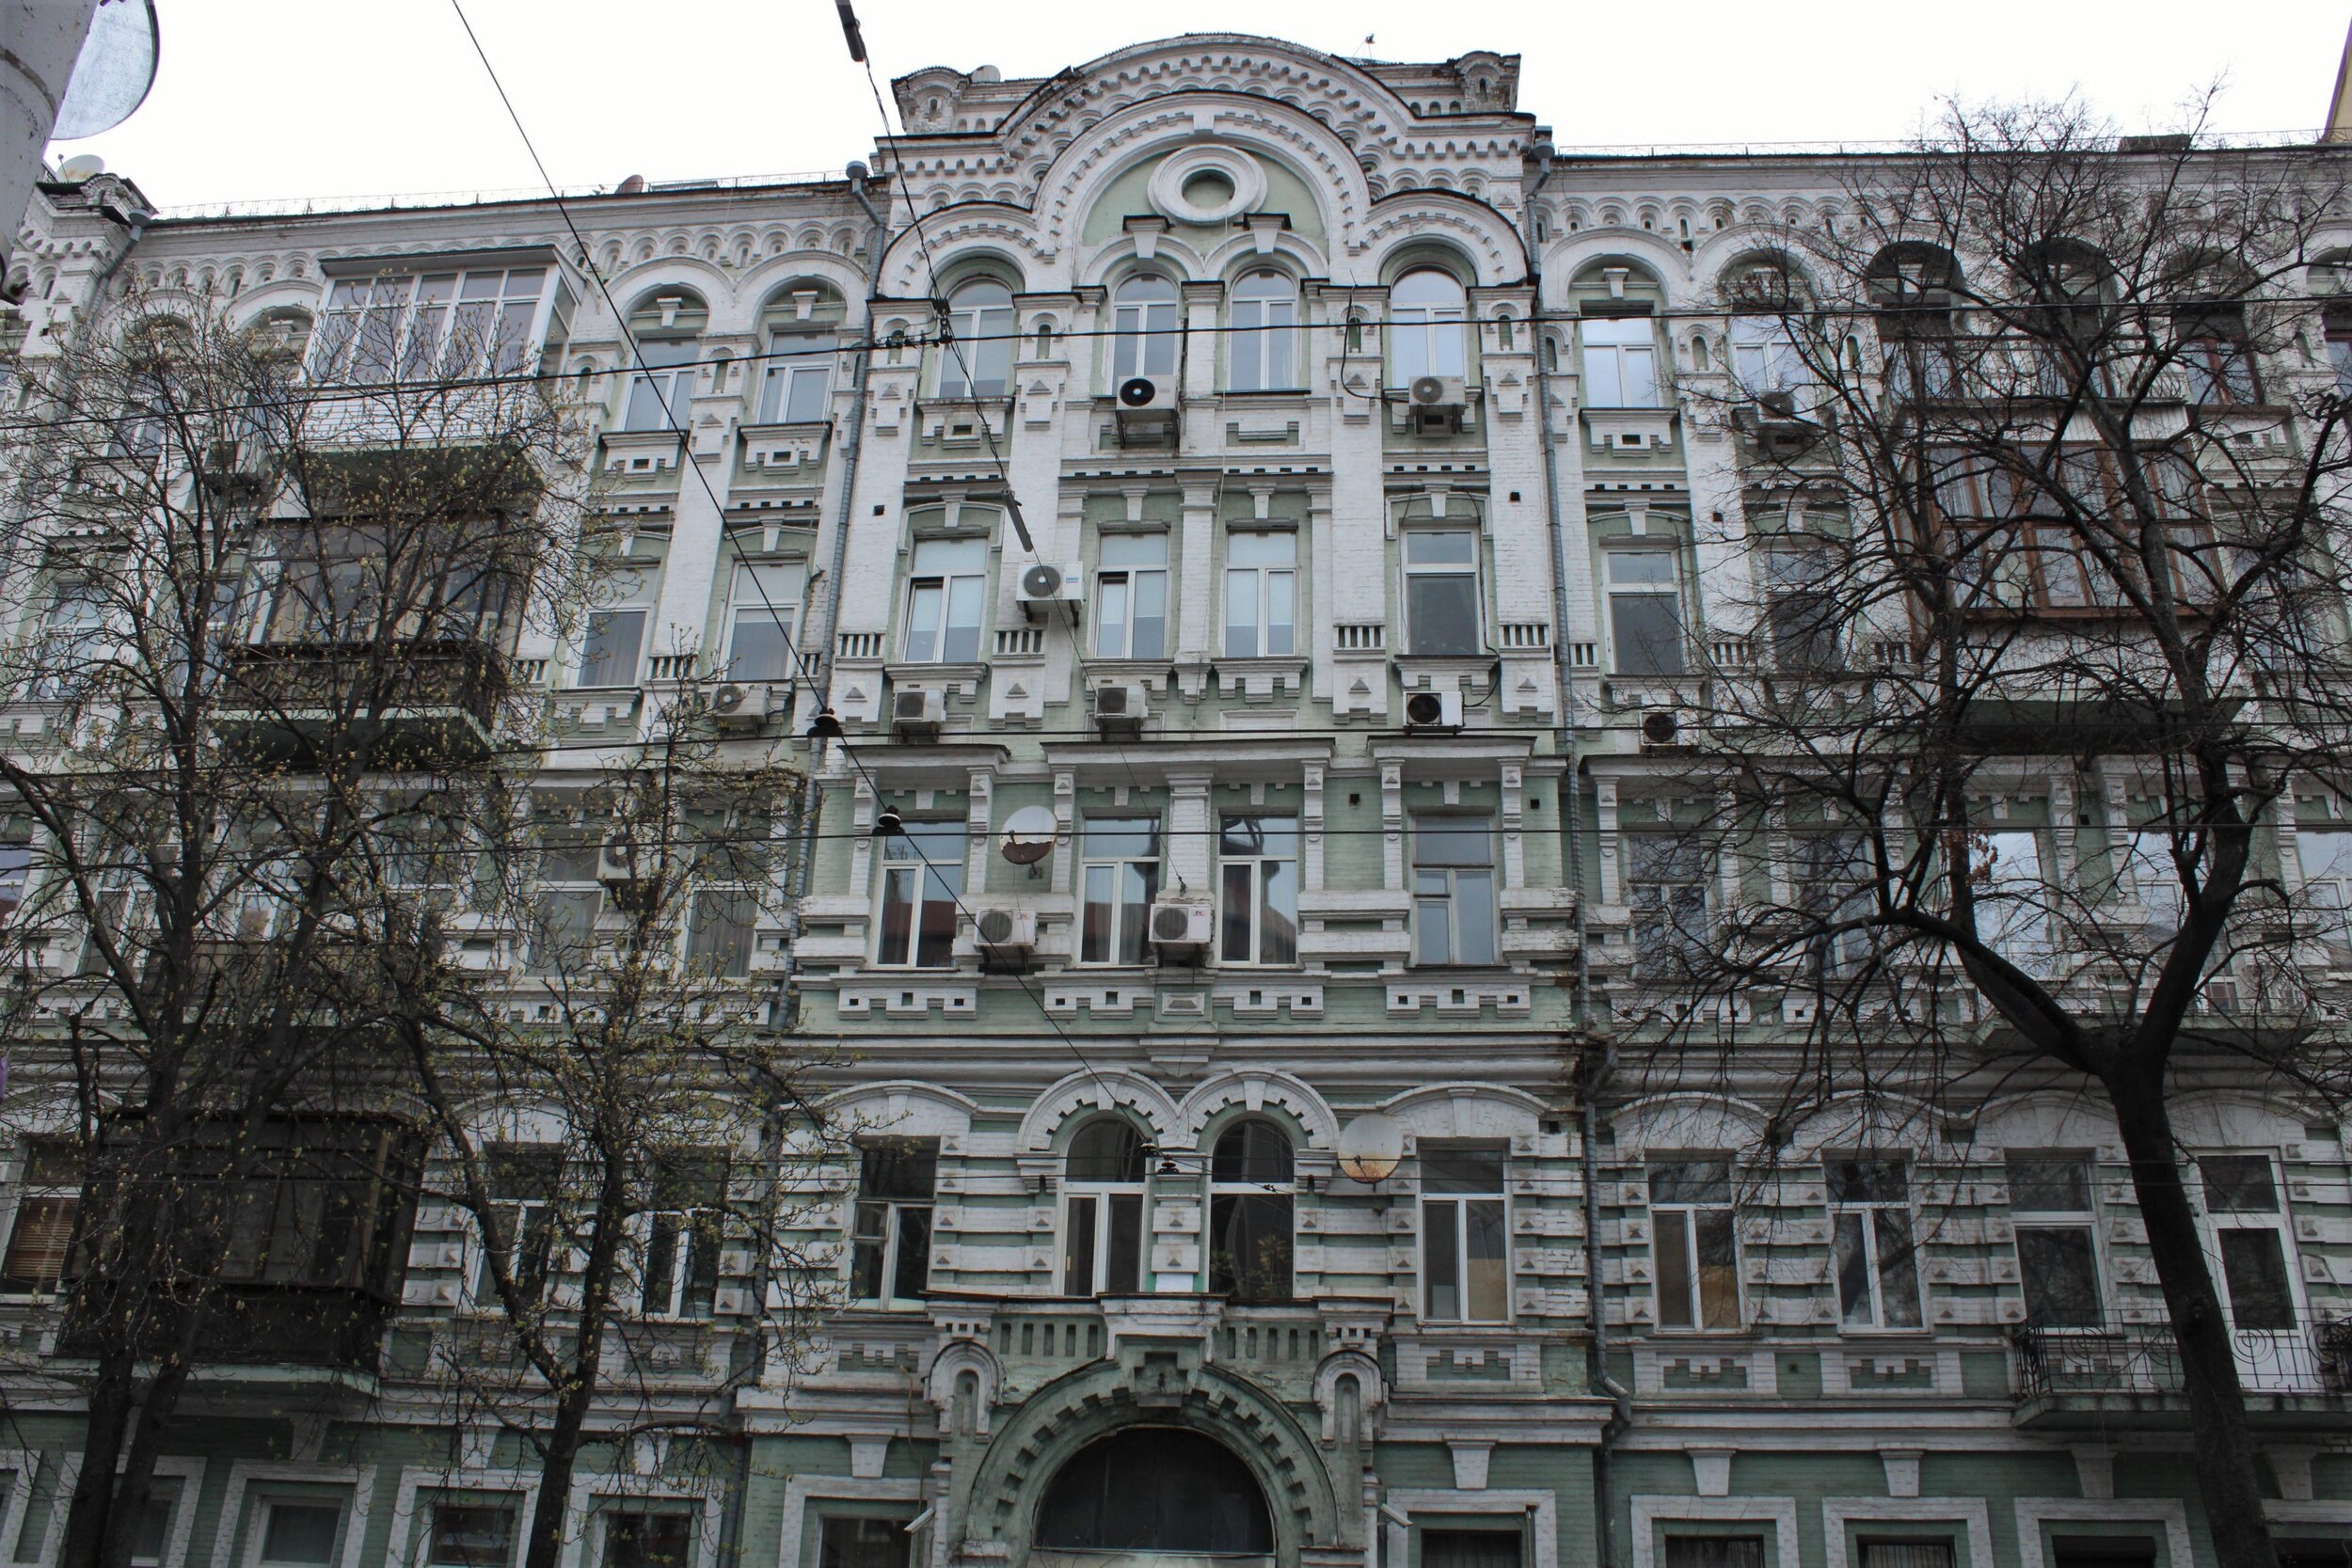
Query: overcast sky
50 0 2352 212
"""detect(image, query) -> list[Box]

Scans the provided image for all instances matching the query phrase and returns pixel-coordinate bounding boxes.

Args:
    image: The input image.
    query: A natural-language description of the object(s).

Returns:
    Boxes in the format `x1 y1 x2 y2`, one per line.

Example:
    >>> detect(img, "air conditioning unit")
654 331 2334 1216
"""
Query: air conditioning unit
1091 683 1147 736
891 688 944 738
1403 689 1463 731
1113 374 1180 446
1148 901 1212 953
1406 374 1468 435
1637 707 1698 752
973 907 1037 963
1016 561 1085 613
708 681 780 730
597 837 659 909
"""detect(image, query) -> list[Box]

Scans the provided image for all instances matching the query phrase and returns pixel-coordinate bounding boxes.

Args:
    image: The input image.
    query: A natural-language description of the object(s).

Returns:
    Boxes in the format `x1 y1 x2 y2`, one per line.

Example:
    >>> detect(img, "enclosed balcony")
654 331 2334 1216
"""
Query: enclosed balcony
2010 1315 2352 1431
215 637 507 765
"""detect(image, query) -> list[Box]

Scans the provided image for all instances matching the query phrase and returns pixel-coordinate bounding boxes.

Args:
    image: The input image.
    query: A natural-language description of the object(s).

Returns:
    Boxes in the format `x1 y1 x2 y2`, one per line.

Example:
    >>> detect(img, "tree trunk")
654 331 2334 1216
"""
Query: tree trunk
2106 1068 2280 1568
521 1164 627 1568
58 1355 137 1568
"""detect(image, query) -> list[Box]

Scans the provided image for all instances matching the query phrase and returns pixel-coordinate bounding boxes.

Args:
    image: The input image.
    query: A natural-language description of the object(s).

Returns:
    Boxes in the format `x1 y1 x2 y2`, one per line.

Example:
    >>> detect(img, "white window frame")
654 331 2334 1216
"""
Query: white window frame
1110 275 1180 383
421 1499 520 1568
246 1497 347 1568
1391 269 1468 385
1401 527 1484 657
873 822 963 970
1061 1120 1148 1298
1217 814 1299 967
1410 814 1498 967
576 569 655 689
721 563 801 685
1604 548 1687 675
1419 1143 1511 1323
2295 826 2352 945
1581 315 1661 408
2006 1150 2106 1328
900 538 988 664
631 1203 723 1322
757 337 833 424
622 341 698 432
2195 1151 2308 1335
1827 1155 1924 1331
850 1139 936 1307
1730 314 1805 399
1077 816 1162 967
936 281 1015 399
597 1507 698 1568
1092 533 1169 659
1971 829 2052 974
466 1146 562 1313
1222 531 1297 657
1229 271 1297 391
1648 1157 1742 1332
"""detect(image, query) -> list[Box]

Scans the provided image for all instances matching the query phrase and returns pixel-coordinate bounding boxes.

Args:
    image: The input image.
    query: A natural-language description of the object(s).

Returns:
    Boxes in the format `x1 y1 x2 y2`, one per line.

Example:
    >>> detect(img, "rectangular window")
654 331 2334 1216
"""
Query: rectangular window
257 1503 342 1568
1792 826 1872 979
1404 529 1481 656
902 538 988 663
578 569 654 689
603 1513 691 1568
2201 1154 2297 1330
524 885 602 976
1606 549 1686 674
757 337 833 424
1730 315 1804 397
31 582 107 698
686 888 755 978
128 1492 175 1568
623 340 698 432
1663 1538 1766 1568
1627 831 1708 971
819 1518 910 1568
2 1140 81 1291
637 1156 724 1320
2296 828 2352 945
470 1147 560 1311
2049 1538 2157 1568
315 267 549 385
723 563 800 684
428 1504 516 1568
1421 1144 1508 1322
1093 533 1169 658
850 1139 937 1304
1828 1155 1923 1329
1762 540 1838 670
1972 829 2051 973
1223 532 1296 657
2328 307 2352 397
2109 832 2186 934
1421 1532 1523 1568
1218 815 1298 965
1079 816 1161 966
1860 1545 1957 1568
1230 281 1296 391
2009 1152 2105 1327
876 822 963 969
1650 1158 1740 1330
2180 316 2260 406
1063 1189 1144 1297
1581 316 1660 407
1411 815 1497 966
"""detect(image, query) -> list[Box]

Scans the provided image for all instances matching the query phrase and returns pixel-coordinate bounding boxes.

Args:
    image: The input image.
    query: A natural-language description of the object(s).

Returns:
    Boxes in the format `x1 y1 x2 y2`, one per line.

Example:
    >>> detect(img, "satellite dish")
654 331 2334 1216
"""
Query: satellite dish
1336 1114 1405 1182
57 154 105 182
999 804 1058 865
54 0 161 142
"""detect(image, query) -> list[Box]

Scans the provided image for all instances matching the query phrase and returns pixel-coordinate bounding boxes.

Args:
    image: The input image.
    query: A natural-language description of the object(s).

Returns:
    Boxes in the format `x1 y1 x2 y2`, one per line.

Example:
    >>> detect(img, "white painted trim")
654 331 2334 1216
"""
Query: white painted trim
1820 1497 1994 1568
1629 1496 1800 1568
777 1477 922 1568
37 1456 207 1568
382 1468 543 1568
2265 1500 2352 1531
1382 1488 1558 1568
2012 1497 2193 1568
212 1462 375 1568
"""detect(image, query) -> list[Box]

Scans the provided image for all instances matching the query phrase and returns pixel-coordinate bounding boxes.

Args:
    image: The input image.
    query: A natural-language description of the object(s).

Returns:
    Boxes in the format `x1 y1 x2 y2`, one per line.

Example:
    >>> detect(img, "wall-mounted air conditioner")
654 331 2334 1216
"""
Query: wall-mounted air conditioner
1147 901 1212 954
891 688 944 738
1403 689 1463 732
1091 683 1147 736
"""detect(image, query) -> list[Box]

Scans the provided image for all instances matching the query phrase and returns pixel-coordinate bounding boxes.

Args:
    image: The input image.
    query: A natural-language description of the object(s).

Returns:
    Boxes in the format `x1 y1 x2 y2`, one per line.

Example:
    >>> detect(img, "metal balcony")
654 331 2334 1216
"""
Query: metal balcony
2010 1314 2352 1430
215 637 506 764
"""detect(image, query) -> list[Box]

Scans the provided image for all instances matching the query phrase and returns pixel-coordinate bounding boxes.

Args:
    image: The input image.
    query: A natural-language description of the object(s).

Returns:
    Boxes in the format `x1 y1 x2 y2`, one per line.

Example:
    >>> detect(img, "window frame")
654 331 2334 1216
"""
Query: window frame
1401 526 1485 657
1410 813 1499 967
620 339 699 433
1826 1154 1924 1331
849 1138 937 1307
2196 1151 2305 1334
1061 1118 1148 1298
597 1508 694 1568
2007 1150 2106 1329
899 537 989 664
1648 1156 1742 1332
1092 532 1170 659
757 335 834 425
1581 314 1661 408
0 1138 82 1294
1420 1141 1511 1323
721 562 801 686
1221 531 1297 658
1110 274 1181 384
1206 1117 1295 1304
312 265 554 386
936 280 1016 400
1217 814 1299 967
1077 816 1162 967
874 821 964 970
1603 547 1688 675
1228 270 1299 391
246 1498 345 1568
1391 268 1469 386
467 1144 562 1314
423 1500 519 1568
576 568 655 690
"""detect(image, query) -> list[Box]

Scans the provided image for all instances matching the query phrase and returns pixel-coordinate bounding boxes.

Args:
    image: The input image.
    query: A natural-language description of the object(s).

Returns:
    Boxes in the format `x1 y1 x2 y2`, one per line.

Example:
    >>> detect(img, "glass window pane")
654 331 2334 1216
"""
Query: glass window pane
579 610 645 688
431 1506 515 1568
1423 1199 1461 1319
1663 1542 1765 1568
2008 1155 2093 1212
1220 863 1254 962
859 1141 937 1201
942 578 984 662
1834 1211 1874 1325
1464 1198 1508 1320
1875 1210 1922 1325
1063 1193 1097 1294
1259 860 1297 965
893 1205 932 1299
2017 1227 2103 1326
1610 593 1684 675
1653 1209 1693 1328
1649 1160 1732 1205
1415 817 1494 868
2219 1229 2296 1329
1407 530 1477 564
261 1504 341 1566
1827 1158 1908 1205
1424 1146 1506 1194
1224 569 1258 657
2201 1156 2279 1213
1693 1210 1740 1328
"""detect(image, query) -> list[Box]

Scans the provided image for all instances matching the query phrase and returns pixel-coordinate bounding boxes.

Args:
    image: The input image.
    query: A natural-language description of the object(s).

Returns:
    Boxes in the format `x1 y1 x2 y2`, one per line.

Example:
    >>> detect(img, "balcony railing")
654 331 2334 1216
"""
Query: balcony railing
2010 1315 2352 1419
59 1282 397 1376
217 638 506 762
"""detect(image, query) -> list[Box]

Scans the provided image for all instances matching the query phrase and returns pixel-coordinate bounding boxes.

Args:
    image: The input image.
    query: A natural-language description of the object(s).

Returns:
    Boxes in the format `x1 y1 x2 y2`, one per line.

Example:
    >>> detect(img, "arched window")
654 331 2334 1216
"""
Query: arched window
1063 1119 1147 1296
620 291 707 433
756 285 844 425
1036 1430 1273 1555
1112 274 1179 383
1391 268 1467 384
1208 1118 1293 1302
939 278 1015 399
1867 244 1962 401
1230 271 1296 391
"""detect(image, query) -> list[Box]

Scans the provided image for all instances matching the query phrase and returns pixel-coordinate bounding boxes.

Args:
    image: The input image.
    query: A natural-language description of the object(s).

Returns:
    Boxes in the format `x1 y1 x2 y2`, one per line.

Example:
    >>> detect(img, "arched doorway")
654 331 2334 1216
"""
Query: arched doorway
1033 1427 1274 1560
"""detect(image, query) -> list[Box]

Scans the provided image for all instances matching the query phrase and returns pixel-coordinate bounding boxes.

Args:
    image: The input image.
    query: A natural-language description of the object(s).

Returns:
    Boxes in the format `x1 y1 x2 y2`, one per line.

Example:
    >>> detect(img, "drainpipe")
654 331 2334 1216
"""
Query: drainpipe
1518 135 1632 1568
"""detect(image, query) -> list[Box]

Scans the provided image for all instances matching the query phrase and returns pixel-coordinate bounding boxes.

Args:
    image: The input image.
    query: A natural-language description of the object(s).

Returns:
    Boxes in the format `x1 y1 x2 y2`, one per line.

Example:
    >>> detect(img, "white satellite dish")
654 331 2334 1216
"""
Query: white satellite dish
998 804 1059 865
1336 1114 1405 1182
54 0 161 142
56 154 105 182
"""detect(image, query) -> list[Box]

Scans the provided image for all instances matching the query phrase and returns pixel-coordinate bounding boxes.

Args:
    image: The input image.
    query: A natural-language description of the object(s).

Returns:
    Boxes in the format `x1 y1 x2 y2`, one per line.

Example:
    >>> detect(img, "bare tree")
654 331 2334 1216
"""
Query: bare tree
374 687 838 1568
0 281 599 1568
1616 98 2352 1568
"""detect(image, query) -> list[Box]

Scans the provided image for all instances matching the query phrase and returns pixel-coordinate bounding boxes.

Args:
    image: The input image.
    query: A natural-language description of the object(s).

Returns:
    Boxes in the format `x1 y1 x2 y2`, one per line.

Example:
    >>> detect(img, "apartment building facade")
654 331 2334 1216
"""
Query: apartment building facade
0 29 2347 1568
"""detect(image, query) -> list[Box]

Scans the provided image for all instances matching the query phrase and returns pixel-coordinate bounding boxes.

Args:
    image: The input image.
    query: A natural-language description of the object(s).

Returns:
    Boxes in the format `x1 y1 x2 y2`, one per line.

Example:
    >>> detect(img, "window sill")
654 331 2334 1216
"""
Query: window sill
1836 1324 1934 1338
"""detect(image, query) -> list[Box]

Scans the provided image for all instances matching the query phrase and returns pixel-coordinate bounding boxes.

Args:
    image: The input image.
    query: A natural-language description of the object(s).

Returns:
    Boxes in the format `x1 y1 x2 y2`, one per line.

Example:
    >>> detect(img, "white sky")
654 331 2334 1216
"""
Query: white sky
49 0 2352 212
